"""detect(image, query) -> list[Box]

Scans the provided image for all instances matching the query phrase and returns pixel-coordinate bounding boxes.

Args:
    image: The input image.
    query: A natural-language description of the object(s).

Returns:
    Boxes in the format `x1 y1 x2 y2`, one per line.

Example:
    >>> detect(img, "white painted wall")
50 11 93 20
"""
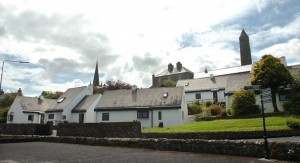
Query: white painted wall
85 94 102 123
185 90 225 104
45 112 62 125
7 97 24 123
62 87 93 122
96 108 184 128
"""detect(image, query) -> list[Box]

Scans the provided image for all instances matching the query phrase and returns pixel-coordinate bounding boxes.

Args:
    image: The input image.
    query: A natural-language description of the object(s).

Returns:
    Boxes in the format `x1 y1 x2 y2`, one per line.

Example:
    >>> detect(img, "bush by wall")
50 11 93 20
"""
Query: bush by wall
286 117 300 129
231 89 261 116
57 121 141 138
187 101 202 115
0 124 52 135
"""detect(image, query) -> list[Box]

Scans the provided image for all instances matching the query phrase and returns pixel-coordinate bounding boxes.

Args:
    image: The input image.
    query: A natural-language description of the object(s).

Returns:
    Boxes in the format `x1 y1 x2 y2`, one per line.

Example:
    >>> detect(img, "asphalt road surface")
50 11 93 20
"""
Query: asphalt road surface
0 142 287 163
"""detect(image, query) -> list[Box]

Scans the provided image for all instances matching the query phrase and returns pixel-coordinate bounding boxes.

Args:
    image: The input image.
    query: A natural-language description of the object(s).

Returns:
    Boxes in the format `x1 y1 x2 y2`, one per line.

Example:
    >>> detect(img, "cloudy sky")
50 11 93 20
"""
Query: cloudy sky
0 0 300 96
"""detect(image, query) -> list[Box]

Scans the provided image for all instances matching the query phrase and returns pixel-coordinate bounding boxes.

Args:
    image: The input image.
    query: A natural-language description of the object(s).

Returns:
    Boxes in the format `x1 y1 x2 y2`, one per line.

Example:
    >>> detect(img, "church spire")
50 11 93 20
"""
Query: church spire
93 61 100 86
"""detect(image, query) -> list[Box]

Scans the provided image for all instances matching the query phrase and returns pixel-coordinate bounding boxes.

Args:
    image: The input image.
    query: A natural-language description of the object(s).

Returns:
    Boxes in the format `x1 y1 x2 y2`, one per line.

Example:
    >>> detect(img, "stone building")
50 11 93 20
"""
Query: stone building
152 62 194 87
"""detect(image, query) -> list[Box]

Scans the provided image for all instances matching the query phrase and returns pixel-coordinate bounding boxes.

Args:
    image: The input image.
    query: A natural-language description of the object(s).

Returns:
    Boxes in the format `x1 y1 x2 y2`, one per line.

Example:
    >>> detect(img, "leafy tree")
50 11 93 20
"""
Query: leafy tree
251 55 293 112
289 71 300 114
161 79 176 87
94 80 132 94
0 92 18 108
41 91 63 99
231 89 260 116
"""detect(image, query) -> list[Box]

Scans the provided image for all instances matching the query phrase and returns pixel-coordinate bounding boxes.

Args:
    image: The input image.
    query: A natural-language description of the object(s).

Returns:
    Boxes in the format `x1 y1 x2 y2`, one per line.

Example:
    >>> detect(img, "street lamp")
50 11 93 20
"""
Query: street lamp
0 60 30 94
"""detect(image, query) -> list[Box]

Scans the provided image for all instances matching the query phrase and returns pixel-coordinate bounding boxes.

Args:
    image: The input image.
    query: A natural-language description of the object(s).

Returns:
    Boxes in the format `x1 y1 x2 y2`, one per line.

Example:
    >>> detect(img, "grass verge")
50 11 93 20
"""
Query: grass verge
142 115 300 133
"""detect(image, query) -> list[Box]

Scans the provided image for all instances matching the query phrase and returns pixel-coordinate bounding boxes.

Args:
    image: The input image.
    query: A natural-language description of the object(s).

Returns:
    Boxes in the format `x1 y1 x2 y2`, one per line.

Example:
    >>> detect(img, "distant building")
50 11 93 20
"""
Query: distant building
152 62 194 87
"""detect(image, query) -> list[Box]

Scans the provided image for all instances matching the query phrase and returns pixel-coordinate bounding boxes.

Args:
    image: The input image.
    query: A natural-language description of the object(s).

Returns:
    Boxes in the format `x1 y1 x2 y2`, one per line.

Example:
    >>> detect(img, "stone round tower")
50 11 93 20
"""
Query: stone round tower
239 29 252 66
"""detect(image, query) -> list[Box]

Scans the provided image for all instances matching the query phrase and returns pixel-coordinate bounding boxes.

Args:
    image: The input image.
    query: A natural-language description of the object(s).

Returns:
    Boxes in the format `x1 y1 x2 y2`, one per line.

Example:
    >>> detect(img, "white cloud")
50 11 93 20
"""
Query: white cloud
257 38 300 60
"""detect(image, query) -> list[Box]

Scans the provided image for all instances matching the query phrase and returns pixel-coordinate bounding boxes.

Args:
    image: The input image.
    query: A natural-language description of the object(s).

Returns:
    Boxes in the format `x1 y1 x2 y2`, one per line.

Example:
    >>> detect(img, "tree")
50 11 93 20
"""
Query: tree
231 89 260 116
41 91 63 99
161 79 176 87
94 80 132 94
0 92 19 108
289 71 300 114
251 55 293 112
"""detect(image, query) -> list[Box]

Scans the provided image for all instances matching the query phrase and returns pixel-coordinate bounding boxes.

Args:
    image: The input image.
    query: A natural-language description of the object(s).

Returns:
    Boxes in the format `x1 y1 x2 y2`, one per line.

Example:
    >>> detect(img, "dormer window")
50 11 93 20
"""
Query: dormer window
57 97 66 103
163 92 168 98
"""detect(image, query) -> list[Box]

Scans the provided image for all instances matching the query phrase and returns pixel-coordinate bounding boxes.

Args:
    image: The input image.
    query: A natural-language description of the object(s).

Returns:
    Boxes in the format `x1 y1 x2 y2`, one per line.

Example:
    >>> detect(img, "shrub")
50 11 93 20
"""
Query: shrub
221 109 227 117
283 101 292 112
286 117 300 129
227 109 232 116
187 101 202 115
231 89 261 116
205 101 212 107
288 71 300 114
210 104 224 116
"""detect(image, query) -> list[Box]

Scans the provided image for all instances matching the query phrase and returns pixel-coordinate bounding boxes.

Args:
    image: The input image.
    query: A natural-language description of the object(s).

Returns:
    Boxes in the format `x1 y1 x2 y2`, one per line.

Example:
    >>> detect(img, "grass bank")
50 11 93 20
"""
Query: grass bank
143 115 300 133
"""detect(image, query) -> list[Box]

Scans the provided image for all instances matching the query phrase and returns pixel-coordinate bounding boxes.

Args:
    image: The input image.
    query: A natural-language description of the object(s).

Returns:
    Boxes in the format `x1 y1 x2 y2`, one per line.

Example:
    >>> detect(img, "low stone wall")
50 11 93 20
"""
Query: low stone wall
0 135 299 162
142 130 300 140
57 121 141 138
0 124 52 135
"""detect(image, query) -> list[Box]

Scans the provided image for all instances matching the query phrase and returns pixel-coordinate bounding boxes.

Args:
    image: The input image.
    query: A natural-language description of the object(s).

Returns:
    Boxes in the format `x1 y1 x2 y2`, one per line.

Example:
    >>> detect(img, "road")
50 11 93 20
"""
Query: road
0 142 282 163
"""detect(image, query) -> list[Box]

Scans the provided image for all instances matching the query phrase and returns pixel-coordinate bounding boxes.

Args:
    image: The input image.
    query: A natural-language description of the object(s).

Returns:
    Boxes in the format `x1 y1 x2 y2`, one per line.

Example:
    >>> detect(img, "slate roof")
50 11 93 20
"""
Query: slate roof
95 87 184 110
156 67 193 77
72 94 101 113
17 96 56 112
194 64 252 79
177 75 228 92
46 86 87 112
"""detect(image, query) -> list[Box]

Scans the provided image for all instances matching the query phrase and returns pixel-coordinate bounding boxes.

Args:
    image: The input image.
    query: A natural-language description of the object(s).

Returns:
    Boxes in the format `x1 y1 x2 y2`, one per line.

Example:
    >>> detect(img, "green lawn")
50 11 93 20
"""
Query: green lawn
142 115 300 133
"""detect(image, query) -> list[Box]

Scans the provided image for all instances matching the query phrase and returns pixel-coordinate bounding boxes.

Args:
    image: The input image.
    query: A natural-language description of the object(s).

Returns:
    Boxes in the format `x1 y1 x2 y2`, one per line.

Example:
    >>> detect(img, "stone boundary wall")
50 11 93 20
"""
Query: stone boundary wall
0 135 299 162
57 122 141 138
142 130 300 140
0 124 52 135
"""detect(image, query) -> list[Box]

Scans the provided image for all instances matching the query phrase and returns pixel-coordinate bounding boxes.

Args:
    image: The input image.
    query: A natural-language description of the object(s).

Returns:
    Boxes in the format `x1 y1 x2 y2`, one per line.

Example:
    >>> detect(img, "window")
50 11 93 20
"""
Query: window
279 94 287 101
137 110 149 118
163 92 168 98
28 115 34 121
182 111 184 120
278 91 289 101
8 115 13 121
57 97 66 103
79 114 84 123
195 93 201 99
102 113 109 121
48 114 54 119
158 111 162 120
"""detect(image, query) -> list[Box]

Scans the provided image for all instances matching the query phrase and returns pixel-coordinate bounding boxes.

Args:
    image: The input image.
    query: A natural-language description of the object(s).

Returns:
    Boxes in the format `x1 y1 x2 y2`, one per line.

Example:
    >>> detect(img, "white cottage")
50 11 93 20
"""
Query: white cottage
7 96 56 124
94 86 188 128
45 85 94 125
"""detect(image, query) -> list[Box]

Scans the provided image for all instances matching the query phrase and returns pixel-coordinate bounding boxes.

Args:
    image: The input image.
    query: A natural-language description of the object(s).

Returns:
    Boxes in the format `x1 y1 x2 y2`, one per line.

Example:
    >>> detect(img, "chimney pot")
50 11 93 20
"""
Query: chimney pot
176 62 182 72
168 63 174 73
